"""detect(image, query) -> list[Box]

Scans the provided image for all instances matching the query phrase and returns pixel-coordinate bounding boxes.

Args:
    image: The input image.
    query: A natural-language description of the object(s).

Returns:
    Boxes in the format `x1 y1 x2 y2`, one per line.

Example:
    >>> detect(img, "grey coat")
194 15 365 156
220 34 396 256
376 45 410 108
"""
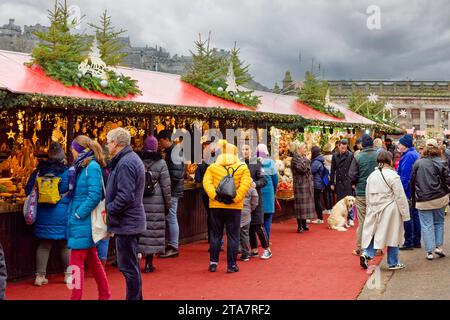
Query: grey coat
137 152 172 255
0 242 6 300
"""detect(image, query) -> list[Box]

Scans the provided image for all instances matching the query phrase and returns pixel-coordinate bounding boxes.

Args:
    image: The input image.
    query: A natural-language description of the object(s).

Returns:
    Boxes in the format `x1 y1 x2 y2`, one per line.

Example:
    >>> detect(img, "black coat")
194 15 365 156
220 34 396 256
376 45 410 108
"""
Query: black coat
137 151 172 255
164 144 185 198
246 158 267 225
0 242 6 300
330 150 354 201
195 162 210 211
411 156 450 206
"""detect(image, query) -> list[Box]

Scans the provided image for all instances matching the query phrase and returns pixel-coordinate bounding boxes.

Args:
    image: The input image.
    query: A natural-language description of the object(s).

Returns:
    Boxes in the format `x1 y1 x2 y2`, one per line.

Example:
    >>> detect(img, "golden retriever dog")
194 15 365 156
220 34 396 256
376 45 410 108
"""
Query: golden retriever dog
327 196 356 231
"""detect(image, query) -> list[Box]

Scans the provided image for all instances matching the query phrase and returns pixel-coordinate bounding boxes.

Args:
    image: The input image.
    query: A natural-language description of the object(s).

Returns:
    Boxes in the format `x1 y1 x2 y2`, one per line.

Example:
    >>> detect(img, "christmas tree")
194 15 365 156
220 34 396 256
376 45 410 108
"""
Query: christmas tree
182 34 260 108
88 10 127 66
297 71 344 118
31 0 87 67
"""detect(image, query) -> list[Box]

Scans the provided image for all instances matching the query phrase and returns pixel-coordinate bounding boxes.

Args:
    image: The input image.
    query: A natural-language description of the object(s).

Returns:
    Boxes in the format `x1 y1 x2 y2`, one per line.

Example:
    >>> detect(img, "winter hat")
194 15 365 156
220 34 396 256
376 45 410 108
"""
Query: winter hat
256 144 269 158
48 142 65 162
399 134 413 148
144 135 158 152
361 134 374 148
426 138 438 148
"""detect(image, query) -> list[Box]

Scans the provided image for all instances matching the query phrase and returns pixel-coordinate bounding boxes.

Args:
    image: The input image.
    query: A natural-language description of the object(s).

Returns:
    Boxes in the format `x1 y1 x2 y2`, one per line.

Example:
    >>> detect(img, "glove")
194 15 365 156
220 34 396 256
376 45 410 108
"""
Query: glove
215 194 234 204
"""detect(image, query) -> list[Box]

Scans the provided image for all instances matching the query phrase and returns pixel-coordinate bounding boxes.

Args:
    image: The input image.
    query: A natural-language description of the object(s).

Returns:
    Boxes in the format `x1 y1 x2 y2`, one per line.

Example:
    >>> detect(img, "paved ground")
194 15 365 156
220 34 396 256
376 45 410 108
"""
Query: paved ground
358 214 450 300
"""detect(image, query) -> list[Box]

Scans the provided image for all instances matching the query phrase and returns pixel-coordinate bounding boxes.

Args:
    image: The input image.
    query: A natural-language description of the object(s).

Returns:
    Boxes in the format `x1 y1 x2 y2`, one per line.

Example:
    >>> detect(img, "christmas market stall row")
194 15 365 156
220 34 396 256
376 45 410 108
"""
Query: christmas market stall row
0 5 397 278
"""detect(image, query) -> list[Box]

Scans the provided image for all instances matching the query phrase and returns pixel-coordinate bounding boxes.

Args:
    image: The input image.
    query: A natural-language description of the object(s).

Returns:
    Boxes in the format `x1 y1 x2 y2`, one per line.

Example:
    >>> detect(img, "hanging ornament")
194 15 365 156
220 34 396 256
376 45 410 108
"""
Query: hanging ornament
100 80 108 88
32 130 39 146
225 61 238 94
17 134 24 145
6 129 16 140
399 109 408 118
139 129 145 136
36 114 42 131
367 93 379 104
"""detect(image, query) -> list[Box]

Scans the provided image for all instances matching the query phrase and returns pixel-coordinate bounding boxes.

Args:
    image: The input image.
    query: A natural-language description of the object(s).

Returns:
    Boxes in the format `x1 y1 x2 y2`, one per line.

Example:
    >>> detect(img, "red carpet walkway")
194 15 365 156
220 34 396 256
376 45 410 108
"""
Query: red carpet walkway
5 217 381 300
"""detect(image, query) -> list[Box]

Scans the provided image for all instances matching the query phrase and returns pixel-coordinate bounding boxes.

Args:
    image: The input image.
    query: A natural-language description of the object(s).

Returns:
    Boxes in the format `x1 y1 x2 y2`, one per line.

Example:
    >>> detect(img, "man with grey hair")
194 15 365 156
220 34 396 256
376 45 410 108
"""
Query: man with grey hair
105 127 146 300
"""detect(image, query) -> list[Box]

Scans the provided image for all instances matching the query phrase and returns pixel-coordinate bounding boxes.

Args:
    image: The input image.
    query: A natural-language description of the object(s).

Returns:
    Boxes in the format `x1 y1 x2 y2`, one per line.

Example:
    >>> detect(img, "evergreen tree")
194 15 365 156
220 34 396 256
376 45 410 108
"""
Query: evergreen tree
229 42 252 86
31 0 87 67
88 10 127 66
347 90 385 117
182 32 226 87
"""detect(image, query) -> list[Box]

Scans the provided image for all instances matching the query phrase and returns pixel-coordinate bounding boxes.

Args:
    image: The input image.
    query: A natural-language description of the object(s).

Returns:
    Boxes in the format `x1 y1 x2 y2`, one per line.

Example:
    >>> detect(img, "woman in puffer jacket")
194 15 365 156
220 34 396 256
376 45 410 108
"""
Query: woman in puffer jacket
25 142 70 287
137 136 172 273
67 135 111 300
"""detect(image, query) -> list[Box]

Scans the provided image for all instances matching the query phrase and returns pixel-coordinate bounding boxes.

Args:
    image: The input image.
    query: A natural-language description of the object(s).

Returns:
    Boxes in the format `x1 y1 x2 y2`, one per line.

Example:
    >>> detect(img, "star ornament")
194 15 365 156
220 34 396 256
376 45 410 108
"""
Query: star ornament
384 103 394 111
6 129 16 140
367 93 379 103
399 109 408 118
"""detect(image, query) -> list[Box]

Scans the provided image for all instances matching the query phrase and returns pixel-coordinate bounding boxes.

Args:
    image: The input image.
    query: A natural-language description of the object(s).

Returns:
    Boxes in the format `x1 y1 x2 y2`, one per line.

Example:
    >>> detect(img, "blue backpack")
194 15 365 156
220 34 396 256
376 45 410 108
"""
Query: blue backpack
321 164 330 187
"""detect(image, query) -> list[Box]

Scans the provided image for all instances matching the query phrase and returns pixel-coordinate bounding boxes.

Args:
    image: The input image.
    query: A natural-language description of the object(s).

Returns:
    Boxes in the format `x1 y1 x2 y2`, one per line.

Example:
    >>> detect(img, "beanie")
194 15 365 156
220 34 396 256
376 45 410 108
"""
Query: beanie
144 135 158 152
399 135 413 149
361 134 374 148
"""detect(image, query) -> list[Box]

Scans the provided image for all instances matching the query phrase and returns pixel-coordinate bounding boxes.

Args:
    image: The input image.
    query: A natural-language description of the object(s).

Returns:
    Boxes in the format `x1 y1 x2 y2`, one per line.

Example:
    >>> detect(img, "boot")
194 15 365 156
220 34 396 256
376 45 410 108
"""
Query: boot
144 254 155 273
301 219 309 231
34 273 49 286
297 219 303 233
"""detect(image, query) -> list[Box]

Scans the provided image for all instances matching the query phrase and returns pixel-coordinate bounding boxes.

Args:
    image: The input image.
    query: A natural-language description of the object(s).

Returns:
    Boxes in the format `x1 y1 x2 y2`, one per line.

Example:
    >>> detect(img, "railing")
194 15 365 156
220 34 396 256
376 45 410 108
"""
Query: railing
328 80 450 95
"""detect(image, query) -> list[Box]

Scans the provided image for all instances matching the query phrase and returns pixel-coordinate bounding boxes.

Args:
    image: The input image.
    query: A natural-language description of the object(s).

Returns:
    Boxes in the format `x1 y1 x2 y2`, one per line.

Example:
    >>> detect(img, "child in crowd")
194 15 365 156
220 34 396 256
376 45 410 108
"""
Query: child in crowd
239 184 259 261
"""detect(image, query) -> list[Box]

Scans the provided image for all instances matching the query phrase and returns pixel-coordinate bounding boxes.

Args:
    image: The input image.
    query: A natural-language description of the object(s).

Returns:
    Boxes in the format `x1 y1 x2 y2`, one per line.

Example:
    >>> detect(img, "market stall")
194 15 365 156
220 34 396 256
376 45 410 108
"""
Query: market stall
0 49 384 279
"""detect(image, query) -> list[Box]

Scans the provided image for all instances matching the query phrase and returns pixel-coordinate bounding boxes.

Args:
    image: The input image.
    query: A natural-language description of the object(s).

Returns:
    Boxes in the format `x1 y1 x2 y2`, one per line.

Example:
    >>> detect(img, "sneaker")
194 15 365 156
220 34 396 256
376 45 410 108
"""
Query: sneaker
352 249 362 256
348 220 355 227
239 254 250 262
311 219 324 224
209 264 217 272
260 250 272 260
306 219 311 223
227 265 239 273
360 254 371 269
159 248 179 258
250 251 259 258
435 247 446 258
426 252 434 260
34 274 49 286
388 263 406 271
414 244 422 249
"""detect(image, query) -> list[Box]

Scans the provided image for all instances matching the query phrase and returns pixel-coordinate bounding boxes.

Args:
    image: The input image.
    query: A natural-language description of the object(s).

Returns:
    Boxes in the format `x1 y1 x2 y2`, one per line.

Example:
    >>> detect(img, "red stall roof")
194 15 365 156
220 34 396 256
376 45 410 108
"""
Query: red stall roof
0 50 374 125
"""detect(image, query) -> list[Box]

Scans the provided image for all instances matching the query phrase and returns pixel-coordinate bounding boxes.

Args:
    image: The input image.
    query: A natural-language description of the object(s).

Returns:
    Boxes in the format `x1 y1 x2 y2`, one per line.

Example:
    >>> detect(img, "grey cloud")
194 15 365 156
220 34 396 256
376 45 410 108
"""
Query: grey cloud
1 0 449 86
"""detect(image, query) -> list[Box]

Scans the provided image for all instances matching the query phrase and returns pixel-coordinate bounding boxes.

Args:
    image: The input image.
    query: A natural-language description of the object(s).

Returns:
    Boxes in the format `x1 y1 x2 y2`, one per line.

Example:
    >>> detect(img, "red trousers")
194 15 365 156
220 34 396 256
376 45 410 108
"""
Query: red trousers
69 247 111 300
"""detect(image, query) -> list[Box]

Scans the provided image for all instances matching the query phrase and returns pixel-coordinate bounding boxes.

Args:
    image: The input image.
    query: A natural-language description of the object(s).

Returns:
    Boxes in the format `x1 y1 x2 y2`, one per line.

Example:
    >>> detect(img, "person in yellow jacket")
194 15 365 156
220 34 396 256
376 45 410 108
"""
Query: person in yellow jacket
203 140 252 273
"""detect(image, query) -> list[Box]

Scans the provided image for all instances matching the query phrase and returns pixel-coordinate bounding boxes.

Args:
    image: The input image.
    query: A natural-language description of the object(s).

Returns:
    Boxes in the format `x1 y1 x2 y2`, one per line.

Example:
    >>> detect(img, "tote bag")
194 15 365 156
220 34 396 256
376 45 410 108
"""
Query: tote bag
86 168 108 244
23 177 38 225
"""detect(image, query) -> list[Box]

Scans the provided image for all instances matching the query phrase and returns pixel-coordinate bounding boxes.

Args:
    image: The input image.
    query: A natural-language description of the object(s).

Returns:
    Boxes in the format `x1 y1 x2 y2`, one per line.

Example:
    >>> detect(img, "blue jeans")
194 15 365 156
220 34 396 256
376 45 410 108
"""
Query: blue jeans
166 197 180 250
348 206 355 221
115 235 142 300
96 239 110 261
403 207 421 247
364 239 399 266
418 208 445 253
264 212 274 240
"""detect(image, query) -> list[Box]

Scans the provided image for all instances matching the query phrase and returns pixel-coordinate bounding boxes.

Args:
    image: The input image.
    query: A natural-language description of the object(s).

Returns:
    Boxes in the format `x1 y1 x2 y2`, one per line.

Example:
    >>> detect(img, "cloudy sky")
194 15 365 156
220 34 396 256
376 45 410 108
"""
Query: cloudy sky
1 0 450 87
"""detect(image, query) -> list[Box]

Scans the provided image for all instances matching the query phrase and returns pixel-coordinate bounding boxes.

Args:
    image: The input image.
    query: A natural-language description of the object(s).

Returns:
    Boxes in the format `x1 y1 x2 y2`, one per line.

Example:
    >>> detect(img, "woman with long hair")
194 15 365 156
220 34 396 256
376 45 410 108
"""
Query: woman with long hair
67 135 111 300
291 141 316 233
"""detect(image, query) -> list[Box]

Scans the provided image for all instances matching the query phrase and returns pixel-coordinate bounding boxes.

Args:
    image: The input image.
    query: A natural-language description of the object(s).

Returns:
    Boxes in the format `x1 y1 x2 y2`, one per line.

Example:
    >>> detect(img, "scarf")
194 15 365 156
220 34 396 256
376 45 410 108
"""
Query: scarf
68 150 94 196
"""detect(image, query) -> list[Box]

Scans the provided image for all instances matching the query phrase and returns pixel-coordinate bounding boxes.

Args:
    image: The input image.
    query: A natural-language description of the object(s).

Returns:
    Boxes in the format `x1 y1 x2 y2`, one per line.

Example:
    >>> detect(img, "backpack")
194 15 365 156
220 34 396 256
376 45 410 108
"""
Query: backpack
216 164 243 204
144 163 158 197
321 164 330 187
36 173 62 204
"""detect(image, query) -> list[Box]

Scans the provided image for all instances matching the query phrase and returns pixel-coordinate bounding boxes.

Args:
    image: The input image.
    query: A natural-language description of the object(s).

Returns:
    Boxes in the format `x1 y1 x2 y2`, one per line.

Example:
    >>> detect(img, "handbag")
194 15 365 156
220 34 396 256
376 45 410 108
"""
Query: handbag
23 173 39 225
86 168 108 244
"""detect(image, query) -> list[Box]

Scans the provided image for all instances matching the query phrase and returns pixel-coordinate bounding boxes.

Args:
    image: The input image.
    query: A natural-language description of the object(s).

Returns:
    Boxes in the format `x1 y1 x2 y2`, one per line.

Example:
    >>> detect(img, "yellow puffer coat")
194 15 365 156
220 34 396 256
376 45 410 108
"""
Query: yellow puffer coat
203 151 251 211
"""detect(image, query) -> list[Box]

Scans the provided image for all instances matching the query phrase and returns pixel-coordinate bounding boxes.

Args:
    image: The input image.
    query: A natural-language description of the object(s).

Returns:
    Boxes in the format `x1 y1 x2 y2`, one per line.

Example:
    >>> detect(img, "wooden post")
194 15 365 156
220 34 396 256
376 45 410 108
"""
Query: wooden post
66 109 74 163
150 114 155 136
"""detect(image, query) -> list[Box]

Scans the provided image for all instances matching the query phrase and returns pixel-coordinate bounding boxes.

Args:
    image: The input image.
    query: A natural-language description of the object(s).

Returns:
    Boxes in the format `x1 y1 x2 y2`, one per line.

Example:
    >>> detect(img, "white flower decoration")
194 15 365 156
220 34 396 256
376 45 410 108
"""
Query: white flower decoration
367 93 379 103
399 109 408 118
384 102 393 111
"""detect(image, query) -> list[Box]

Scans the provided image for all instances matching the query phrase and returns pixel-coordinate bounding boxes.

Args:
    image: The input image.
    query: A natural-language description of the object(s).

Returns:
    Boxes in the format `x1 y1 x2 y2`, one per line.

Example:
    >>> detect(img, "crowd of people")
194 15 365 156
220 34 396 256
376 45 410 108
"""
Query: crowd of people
1 126 450 300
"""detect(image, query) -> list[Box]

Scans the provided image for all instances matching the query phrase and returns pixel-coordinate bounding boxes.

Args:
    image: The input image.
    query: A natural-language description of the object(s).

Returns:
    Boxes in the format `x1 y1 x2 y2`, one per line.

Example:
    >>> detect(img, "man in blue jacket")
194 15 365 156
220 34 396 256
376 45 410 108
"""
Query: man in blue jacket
397 134 421 250
106 127 146 300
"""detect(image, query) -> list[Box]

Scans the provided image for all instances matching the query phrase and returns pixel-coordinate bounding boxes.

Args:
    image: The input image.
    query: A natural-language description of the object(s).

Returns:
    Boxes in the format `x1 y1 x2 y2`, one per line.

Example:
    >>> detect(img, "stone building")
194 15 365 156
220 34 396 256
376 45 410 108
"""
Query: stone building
329 80 450 137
